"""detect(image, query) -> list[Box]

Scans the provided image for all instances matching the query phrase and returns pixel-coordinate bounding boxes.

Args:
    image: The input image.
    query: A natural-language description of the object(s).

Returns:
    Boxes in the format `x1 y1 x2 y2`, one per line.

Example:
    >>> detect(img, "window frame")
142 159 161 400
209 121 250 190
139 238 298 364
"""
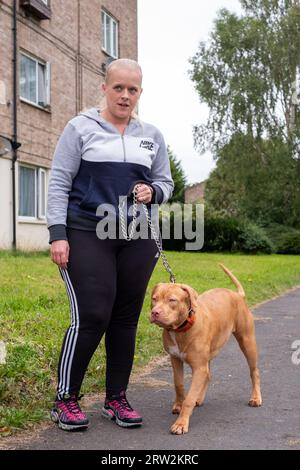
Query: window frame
38 168 46 219
101 10 119 59
18 165 47 222
20 51 51 109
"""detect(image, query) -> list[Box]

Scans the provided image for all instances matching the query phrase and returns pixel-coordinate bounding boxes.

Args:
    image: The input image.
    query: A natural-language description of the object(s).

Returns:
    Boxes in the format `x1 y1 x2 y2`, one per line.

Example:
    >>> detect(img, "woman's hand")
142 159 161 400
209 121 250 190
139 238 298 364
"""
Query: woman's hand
51 240 70 270
134 184 153 204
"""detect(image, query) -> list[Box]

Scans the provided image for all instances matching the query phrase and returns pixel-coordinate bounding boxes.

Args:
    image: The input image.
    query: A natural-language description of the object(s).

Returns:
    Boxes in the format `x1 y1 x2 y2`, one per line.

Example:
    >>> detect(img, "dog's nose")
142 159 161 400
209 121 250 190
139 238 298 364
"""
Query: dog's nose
151 310 160 322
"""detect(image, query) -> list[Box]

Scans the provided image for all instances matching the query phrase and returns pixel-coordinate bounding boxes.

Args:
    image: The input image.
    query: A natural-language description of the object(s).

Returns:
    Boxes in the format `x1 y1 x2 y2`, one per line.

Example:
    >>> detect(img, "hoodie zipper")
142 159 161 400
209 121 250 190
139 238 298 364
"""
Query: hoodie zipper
90 108 128 162
121 130 127 162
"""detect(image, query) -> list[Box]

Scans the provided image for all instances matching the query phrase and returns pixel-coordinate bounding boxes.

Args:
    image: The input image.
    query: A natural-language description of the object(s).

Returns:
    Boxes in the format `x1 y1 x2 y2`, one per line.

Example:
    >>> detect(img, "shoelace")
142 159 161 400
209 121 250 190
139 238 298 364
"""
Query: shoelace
67 401 82 414
110 396 133 412
63 395 84 415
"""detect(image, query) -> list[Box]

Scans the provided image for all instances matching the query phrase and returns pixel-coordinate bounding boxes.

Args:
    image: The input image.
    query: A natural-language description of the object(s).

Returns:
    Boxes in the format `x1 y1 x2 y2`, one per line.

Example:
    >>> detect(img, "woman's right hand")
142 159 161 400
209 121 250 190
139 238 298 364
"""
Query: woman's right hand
50 240 70 270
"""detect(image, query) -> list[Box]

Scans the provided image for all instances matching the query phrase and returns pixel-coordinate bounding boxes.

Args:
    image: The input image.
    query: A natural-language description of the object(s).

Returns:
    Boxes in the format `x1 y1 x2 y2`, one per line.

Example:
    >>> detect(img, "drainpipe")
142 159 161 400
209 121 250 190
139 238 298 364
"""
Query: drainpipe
12 0 18 250
76 0 79 113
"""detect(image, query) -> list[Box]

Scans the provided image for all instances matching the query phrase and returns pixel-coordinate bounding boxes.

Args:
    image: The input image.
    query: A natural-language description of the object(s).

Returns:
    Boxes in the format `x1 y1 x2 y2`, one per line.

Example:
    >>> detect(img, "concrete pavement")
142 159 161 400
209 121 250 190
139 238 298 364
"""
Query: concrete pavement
3 287 300 450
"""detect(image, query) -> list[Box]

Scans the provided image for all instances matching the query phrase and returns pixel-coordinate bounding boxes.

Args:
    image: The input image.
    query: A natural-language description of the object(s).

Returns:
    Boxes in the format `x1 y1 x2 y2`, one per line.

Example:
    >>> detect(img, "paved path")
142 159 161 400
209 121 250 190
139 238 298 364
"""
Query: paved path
5 288 300 450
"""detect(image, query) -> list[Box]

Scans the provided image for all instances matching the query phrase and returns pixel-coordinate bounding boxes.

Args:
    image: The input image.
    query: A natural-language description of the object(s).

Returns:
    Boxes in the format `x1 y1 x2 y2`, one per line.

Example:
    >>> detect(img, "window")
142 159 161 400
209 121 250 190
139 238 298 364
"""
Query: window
41 0 49 4
19 166 47 220
101 10 118 58
38 168 46 218
20 52 50 108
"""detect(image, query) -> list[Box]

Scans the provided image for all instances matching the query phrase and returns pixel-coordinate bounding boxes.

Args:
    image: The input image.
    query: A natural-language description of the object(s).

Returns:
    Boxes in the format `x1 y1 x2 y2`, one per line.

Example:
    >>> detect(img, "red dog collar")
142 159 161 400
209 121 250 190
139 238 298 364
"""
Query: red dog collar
174 308 196 333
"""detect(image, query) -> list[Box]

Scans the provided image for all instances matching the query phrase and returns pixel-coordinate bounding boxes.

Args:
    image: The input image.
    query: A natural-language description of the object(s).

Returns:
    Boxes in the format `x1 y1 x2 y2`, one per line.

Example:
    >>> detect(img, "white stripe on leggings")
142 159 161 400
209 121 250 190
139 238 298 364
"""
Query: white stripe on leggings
57 268 79 399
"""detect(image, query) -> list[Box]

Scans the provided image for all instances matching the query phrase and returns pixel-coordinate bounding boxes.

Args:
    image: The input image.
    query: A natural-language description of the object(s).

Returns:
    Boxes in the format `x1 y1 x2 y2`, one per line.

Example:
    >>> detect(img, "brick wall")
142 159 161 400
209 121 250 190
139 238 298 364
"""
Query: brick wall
0 0 137 249
184 181 207 203
0 0 138 169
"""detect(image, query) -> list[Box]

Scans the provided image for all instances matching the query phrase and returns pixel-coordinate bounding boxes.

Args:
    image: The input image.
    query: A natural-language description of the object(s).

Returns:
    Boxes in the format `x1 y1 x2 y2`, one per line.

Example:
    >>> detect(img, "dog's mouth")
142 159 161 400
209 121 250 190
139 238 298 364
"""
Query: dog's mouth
150 314 174 329
150 317 165 327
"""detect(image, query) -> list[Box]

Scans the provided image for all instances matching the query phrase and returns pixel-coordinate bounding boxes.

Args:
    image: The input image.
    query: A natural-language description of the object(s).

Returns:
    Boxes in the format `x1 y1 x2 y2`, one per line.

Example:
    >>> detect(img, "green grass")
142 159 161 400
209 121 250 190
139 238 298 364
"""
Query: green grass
0 250 299 435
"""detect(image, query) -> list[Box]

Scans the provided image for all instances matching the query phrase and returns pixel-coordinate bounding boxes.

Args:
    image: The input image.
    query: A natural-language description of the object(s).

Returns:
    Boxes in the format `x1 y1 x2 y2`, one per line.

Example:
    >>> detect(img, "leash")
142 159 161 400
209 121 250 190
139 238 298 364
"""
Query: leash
118 185 176 283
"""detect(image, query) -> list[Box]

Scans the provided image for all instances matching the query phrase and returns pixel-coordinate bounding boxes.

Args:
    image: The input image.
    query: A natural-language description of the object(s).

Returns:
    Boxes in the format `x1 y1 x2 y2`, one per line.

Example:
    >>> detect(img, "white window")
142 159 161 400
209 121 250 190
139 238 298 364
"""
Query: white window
40 0 49 4
19 166 47 220
101 10 118 58
38 169 46 218
20 52 50 108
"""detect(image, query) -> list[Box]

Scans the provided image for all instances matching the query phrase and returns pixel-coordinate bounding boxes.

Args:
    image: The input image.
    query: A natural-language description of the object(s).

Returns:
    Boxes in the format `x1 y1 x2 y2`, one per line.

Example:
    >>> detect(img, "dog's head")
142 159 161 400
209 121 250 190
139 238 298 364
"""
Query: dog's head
149 283 198 330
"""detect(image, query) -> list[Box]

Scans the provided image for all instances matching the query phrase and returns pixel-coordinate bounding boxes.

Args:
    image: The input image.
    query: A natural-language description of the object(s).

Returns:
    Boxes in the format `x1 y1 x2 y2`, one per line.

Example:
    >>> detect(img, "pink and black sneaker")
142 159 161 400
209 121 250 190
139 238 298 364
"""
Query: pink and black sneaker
102 391 143 428
51 394 89 431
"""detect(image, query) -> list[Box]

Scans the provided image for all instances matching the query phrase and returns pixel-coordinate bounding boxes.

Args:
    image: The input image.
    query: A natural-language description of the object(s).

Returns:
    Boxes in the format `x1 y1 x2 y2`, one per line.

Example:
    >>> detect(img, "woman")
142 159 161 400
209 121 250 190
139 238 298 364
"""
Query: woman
47 58 174 431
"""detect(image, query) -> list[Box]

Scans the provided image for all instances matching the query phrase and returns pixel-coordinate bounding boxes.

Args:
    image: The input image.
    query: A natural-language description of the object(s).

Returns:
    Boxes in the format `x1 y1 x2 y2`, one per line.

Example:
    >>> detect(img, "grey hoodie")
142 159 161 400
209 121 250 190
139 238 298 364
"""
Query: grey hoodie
47 108 174 242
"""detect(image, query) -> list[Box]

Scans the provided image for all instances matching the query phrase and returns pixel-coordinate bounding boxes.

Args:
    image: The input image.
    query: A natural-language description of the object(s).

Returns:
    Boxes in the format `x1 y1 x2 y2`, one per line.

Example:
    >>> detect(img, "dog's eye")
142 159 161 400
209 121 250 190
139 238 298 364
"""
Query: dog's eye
152 297 157 303
169 298 178 303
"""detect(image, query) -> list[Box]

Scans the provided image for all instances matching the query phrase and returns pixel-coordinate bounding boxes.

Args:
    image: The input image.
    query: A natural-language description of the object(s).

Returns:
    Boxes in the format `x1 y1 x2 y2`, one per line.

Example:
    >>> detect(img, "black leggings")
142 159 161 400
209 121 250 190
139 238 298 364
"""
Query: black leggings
56 228 158 400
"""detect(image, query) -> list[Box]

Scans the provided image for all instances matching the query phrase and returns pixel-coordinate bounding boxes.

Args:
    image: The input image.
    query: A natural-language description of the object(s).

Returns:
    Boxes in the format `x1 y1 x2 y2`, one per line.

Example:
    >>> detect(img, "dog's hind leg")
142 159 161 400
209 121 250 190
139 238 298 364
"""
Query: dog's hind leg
170 356 185 414
234 325 262 407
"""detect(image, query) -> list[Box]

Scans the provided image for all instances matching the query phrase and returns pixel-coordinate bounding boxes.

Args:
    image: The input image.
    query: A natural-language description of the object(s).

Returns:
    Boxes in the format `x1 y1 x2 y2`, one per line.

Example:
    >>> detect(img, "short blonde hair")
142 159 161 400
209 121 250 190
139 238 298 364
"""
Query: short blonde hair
105 58 143 84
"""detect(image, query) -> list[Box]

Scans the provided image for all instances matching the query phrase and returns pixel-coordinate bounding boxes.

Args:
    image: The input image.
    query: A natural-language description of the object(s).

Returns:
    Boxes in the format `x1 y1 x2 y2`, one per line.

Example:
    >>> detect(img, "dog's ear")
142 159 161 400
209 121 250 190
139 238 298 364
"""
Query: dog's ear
178 284 198 312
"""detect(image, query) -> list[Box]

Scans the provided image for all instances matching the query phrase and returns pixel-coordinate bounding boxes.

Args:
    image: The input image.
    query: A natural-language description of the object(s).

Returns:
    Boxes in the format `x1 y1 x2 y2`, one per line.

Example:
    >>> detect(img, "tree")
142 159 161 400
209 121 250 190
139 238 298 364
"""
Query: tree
168 147 187 203
205 133 300 227
189 0 300 154
189 0 300 229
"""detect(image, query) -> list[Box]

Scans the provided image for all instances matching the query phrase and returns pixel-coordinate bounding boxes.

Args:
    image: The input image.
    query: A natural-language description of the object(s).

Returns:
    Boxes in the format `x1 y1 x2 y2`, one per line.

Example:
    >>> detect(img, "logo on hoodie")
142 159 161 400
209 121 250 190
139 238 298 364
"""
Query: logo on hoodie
140 140 154 151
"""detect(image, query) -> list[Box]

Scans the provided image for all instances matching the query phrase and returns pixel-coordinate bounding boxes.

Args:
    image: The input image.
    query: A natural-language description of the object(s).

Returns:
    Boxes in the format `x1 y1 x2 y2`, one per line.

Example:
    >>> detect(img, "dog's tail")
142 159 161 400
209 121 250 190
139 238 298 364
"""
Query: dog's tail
219 263 245 298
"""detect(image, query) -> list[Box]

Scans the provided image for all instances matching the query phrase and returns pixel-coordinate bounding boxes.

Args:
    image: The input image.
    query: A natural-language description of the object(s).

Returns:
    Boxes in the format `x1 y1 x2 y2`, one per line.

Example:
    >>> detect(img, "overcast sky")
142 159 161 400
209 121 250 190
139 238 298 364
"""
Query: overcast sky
138 0 243 185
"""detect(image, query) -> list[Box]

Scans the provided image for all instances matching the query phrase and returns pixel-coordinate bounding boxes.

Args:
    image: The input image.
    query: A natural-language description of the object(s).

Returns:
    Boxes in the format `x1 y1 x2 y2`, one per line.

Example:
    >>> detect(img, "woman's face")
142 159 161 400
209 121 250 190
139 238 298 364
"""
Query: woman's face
102 66 143 123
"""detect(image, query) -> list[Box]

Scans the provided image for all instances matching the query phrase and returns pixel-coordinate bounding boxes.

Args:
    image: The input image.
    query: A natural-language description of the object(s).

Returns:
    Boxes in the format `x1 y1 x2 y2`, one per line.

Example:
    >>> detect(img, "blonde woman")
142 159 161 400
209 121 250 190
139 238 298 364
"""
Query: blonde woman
47 59 173 431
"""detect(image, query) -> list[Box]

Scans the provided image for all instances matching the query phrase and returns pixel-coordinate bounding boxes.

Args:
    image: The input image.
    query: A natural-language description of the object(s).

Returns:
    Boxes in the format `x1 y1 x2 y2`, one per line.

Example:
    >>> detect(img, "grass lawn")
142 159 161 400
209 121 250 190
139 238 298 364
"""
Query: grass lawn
0 250 299 435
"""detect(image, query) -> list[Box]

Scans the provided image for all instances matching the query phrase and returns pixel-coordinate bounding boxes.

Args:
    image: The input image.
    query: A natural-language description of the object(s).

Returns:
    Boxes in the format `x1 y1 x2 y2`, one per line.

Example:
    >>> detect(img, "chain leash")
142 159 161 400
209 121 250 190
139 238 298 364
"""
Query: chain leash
118 186 176 283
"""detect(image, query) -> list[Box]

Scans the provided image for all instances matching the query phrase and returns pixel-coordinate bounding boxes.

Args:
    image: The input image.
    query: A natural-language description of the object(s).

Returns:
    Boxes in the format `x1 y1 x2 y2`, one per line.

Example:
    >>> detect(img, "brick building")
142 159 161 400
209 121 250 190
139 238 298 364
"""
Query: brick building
184 180 206 203
0 0 137 249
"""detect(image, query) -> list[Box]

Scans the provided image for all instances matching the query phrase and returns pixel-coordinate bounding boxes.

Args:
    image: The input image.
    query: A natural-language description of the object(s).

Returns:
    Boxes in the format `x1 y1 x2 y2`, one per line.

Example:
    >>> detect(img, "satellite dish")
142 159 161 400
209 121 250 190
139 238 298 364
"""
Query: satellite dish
0 136 12 156
0 136 21 156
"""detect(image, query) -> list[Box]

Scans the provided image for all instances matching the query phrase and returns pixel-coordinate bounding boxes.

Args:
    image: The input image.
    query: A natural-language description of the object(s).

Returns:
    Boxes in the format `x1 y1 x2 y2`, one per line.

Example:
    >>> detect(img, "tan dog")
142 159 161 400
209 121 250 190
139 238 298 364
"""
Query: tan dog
150 264 262 435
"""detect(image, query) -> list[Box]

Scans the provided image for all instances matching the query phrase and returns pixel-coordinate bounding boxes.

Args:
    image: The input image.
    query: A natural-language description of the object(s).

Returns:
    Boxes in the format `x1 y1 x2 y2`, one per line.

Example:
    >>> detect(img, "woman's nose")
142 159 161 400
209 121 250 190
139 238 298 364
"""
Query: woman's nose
122 88 129 99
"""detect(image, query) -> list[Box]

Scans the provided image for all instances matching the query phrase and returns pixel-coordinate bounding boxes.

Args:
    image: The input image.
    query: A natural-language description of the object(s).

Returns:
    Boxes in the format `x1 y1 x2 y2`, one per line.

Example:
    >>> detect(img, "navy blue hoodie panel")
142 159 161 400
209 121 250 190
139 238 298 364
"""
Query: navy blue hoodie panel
68 160 152 220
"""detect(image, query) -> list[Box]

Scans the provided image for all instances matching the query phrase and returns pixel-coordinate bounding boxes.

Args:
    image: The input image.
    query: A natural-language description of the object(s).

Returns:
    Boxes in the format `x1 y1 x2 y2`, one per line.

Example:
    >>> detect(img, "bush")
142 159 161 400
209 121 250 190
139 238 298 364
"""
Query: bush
203 216 274 253
160 205 274 253
203 215 241 252
262 223 300 254
276 233 300 254
236 222 275 254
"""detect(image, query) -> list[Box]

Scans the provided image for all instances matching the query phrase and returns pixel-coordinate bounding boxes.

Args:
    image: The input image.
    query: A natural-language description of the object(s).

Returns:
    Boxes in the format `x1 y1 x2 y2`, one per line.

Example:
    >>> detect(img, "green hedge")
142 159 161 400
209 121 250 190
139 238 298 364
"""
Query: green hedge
159 208 274 253
276 233 300 254
262 223 300 254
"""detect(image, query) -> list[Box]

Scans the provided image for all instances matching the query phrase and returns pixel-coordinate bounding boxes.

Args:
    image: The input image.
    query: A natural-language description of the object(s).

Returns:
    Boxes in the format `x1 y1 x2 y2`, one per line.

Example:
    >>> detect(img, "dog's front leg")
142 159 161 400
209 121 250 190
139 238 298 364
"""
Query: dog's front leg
170 365 209 435
170 355 185 414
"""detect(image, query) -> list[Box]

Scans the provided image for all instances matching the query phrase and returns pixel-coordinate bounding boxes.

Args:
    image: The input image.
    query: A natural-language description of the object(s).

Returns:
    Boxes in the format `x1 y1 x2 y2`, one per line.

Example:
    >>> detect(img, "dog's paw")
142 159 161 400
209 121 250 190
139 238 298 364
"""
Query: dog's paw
170 420 189 435
195 399 204 407
172 403 182 414
248 397 262 407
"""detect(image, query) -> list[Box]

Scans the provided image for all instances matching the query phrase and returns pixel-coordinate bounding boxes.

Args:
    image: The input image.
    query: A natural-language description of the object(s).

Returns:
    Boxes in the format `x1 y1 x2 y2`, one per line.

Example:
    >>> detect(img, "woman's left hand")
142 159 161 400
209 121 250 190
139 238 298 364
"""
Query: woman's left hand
134 184 153 204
